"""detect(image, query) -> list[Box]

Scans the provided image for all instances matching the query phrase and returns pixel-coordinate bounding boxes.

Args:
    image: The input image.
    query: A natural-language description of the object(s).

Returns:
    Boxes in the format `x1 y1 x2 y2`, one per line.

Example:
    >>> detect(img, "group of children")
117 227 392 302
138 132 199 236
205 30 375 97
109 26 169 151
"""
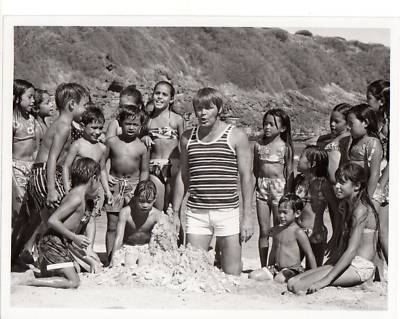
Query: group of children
11 77 389 294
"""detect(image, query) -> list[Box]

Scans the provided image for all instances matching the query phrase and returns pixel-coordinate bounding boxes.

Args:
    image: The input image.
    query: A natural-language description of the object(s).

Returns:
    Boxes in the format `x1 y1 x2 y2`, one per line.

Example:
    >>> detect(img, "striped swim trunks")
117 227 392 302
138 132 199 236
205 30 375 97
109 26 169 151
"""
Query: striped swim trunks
29 162 66 211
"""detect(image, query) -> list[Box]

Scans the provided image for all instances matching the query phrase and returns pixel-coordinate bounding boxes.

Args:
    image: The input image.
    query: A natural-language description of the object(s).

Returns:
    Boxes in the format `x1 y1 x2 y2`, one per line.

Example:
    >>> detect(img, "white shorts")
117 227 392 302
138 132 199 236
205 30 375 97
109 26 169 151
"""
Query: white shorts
185 207 240 237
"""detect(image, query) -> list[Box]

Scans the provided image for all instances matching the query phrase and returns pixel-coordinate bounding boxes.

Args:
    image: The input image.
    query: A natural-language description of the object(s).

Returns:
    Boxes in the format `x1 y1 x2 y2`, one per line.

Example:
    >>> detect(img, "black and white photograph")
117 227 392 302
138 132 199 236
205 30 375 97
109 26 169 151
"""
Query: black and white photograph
1 10 399 319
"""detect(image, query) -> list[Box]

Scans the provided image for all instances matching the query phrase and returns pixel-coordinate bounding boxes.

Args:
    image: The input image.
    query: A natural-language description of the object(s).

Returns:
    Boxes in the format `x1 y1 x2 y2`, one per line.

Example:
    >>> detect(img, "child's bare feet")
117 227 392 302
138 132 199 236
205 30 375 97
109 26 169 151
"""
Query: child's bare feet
249 267 274 281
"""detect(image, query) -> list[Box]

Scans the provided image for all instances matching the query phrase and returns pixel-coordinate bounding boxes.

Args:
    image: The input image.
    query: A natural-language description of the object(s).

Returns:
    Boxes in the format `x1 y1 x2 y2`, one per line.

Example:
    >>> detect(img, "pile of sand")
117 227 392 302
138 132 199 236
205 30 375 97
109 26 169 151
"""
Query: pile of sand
87 209 242 293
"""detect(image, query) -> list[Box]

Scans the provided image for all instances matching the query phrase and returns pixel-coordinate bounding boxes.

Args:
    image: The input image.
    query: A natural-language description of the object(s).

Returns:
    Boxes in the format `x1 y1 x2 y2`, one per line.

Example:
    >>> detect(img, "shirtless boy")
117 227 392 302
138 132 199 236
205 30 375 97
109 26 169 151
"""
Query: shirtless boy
250 194 316 283
110 180 166 264
25 157 101 288
104 105 150 261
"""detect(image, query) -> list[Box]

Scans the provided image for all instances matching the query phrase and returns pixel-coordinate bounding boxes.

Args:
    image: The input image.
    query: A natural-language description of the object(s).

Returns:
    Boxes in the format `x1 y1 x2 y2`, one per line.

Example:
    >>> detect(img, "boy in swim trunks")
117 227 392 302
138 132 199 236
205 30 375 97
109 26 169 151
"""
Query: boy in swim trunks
25 157 102 288
249 194 316 283
12 83 89 266
104 105 150 262
109 180 167 266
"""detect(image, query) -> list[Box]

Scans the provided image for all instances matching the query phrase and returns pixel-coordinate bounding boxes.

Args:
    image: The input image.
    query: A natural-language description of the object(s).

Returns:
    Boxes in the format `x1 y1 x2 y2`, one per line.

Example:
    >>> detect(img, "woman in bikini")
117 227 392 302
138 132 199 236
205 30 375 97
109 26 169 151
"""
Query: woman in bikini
147 81 184 213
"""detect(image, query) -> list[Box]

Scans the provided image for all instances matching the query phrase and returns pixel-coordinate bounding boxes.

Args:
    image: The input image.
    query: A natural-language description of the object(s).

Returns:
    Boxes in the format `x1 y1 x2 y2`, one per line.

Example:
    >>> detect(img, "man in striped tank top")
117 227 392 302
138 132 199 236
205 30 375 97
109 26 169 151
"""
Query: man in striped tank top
175 87 254 275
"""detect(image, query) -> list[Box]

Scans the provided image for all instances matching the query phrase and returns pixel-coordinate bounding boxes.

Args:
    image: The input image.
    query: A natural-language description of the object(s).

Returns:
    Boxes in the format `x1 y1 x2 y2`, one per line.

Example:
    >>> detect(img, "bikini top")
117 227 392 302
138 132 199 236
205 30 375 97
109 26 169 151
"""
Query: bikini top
348 136 379 168
148 118 178 140
255 142 286 165
294 175 327 204
12 114 36 143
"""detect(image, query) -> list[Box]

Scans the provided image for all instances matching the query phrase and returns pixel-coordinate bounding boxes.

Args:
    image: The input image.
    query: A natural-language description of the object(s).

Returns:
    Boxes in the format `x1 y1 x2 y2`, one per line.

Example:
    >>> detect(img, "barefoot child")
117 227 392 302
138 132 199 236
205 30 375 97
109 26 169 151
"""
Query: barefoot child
287 163 379 294
177 87 254 276
249 194 316 283
25 157 102 288
33 89 53 143
294 146 338 266
104 105 150 261
147 81 184 212
254 108 294 267
110 180 167 264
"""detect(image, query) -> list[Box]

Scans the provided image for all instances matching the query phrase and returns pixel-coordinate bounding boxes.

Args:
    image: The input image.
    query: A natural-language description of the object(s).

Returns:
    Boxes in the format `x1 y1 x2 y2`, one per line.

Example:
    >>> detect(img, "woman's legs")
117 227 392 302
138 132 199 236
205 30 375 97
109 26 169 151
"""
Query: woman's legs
149 174 165 211
378 205 388 263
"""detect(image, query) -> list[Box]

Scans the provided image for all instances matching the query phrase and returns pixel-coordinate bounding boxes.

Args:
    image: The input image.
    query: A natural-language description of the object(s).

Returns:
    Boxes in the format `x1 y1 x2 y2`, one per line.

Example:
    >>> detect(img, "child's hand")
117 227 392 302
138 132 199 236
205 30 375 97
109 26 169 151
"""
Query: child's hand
105 191 113 205
141 135 154 148
307 278 330 294
73 234 91 249
46 189 60 208
108 175 117 186
15 186 24 203
240 215 254 243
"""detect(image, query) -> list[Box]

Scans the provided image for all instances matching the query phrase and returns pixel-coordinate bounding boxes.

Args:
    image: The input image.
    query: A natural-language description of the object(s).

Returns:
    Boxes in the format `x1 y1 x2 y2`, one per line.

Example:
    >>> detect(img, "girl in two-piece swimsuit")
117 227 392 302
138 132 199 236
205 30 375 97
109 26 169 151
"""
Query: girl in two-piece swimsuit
146 81 184 212
287 163 379 294
254 108 294 268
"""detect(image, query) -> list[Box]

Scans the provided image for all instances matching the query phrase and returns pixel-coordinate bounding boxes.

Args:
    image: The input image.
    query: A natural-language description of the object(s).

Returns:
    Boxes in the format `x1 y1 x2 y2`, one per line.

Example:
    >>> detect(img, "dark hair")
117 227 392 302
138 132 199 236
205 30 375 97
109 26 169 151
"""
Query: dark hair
279 193 304 213
117 104 146 126
81 106 105 125
335 163 379 250
119 85 144 109
347 104 379 138
13 79 34 109
380 87 390 121
263 108 294 170
70 157 100 187
193 87 224 112
31 89 50 117
366 79 390 101
302 145 329 178
133 180 157 202
55 83 89 111
332 102 352 118
154 80 175 100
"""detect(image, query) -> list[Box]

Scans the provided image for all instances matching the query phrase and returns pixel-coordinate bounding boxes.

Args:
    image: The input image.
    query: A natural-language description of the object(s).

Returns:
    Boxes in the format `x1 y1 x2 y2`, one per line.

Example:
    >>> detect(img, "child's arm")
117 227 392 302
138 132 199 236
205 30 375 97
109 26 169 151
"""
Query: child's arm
62 141 80 193
327 148 341 184
307 205 367 293
105 120 119 140
100 145 112 204
139 147 150 181
233 128 254 243
366 139 383 197
295 228 317 269
46 123 70 208
284 145 294 193
47 195 91 248
253 144 259 193
110 207 129 263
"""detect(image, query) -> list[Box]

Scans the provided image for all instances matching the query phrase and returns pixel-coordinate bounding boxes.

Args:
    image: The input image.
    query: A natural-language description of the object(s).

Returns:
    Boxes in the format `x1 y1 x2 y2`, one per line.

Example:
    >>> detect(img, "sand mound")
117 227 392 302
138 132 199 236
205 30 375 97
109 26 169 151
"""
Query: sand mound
87 209 242 293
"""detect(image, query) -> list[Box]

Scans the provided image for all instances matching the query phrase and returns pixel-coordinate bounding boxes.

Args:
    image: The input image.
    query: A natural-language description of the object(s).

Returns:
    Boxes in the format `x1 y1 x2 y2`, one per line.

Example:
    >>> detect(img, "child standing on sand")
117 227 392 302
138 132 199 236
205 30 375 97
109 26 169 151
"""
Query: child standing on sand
12 80 37 223
254 108 294 268
294 146 338 266
104 105 150 261
25 158 101 288
110 180 168 265
147 81 184 212
249 194 316 283
287 163 379 294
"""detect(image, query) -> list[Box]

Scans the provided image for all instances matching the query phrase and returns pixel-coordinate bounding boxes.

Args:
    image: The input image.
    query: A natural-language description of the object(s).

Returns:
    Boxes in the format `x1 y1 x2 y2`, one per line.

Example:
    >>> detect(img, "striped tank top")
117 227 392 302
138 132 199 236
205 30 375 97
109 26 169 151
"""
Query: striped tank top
187 124 239 209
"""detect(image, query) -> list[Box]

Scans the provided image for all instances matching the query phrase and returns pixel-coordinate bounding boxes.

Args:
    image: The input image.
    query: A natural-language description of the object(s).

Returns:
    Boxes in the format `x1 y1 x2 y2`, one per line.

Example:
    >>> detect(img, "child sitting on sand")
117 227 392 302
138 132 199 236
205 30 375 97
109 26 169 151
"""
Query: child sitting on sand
25 157 102 289
109 180 168 265
249 194 316 283
104 105 150 261
287 163 379 294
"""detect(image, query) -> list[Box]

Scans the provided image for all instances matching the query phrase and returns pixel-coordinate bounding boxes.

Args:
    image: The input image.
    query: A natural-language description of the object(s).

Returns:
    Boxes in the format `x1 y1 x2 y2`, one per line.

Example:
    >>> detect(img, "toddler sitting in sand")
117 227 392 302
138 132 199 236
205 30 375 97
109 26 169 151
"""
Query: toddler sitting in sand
249 194 316 283
109 180 169 266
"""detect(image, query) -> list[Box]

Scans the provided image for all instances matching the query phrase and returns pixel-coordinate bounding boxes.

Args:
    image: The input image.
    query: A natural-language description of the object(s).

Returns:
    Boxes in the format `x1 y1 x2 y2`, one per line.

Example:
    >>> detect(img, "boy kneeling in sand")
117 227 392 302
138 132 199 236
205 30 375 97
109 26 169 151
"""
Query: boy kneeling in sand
249 194 316 283
109 180 167 266
26 157 102 288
